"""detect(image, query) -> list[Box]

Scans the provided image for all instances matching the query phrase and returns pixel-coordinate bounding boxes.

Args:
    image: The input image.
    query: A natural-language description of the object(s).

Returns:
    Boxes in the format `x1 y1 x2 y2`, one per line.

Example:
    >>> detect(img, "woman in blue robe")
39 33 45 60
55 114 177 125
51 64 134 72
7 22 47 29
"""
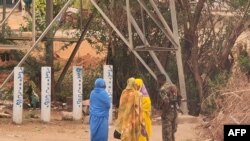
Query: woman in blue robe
89 78 111 141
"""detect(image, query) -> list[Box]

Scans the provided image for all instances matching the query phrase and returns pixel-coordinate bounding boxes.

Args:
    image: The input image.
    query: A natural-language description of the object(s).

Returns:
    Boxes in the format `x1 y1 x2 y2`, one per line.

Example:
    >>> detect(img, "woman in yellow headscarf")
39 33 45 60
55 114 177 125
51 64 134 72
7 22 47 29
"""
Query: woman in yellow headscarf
135 78 152 141
115 77 145 141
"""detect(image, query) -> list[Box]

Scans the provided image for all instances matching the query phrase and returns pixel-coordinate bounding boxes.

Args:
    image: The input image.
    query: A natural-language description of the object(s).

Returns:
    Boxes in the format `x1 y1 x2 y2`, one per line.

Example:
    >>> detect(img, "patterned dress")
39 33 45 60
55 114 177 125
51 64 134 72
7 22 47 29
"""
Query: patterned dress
116 78 144 141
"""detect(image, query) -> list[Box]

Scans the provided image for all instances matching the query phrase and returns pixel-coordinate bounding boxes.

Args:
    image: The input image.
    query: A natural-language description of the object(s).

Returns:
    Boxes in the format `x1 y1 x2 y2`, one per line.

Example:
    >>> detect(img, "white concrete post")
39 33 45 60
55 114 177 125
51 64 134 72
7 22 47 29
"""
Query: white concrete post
13 67 24 124
41 67 51 122
73 66 83 120
103 65 113 124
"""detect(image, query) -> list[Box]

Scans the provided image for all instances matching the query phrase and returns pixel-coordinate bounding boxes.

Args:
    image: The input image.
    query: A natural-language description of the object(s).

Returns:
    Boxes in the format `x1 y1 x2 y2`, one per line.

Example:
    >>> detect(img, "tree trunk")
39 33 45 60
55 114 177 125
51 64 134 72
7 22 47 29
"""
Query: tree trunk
181 0 206 104
220 24 245 69
188 33 204 101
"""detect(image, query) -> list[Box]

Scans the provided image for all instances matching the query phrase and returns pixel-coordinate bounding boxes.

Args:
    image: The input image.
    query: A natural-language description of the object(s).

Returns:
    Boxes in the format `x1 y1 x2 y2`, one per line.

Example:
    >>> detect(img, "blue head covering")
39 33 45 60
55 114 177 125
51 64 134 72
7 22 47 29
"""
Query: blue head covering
90 78 110 117
94 78 106 89
90 79 110 141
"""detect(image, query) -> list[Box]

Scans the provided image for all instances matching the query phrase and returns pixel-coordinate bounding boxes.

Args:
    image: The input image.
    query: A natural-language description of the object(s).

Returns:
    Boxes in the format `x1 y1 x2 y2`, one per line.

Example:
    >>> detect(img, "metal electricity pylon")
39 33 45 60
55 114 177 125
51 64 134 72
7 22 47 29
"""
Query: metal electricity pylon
90 0 188 114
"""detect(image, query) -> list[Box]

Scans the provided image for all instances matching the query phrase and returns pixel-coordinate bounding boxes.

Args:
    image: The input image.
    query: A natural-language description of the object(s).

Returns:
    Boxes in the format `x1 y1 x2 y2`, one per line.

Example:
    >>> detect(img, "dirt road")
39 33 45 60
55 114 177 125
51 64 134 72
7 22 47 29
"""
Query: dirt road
0 115 202 141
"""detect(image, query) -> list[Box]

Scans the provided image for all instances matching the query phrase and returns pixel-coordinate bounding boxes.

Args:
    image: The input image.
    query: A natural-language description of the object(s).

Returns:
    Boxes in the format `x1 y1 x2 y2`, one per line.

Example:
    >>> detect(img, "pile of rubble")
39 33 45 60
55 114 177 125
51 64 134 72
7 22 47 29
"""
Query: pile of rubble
0 100 12 118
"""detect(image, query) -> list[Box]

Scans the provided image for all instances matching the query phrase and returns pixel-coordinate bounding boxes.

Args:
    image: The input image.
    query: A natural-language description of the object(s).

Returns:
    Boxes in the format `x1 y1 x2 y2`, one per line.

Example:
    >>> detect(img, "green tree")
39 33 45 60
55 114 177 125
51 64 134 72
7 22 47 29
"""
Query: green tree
176 0 250 114
16 0 250 114
87 0 250 115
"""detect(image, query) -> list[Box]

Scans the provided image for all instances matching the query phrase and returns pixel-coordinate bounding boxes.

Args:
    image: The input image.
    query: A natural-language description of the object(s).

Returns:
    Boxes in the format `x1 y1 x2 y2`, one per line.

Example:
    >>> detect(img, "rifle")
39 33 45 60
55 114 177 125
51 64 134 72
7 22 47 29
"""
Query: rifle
176 105 184 115
170 95 184 115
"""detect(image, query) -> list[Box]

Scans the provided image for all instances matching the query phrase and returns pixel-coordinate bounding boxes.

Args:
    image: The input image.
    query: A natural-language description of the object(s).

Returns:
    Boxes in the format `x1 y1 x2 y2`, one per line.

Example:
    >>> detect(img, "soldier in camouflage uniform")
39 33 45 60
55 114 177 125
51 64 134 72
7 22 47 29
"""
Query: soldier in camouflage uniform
157 74 178 141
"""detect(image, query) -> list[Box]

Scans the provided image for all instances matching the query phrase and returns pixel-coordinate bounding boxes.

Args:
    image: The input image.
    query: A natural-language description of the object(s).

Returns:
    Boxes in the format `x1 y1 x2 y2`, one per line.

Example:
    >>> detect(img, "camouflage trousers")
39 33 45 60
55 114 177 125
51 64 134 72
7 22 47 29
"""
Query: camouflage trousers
161 109 177 141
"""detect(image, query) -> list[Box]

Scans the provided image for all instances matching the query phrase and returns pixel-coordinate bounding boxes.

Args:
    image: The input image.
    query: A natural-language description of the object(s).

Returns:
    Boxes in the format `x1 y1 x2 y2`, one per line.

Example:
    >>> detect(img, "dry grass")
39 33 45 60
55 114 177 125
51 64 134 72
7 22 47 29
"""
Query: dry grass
209 73 250 140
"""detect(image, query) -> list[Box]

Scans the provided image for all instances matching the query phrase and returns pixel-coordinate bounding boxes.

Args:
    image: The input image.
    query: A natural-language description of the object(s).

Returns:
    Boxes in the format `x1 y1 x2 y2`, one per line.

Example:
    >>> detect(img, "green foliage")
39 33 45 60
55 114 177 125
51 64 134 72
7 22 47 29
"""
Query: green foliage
201 92 218 116
0 49 45 100
20 0 69 32
83 0 184 107
229 0 249 9
33 0 46 31
165 54 178 82
82 66 103 99
185 69 228 116
0 63 16 72
0 89 13 100
201 72 229 115
55 65 102 102
186 76 200 115
19 17 33 32
55 71 73 102
0 24 13 43
208 71 229 91
11 50 44 88
238 55 250 73
72 0 92 10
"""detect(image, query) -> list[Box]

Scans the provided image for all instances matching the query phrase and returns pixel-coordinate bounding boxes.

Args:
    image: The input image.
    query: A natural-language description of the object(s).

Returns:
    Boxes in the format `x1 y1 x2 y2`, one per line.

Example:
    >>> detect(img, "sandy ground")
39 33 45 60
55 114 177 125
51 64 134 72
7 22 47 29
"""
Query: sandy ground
0 114 202 141
0 124 200 141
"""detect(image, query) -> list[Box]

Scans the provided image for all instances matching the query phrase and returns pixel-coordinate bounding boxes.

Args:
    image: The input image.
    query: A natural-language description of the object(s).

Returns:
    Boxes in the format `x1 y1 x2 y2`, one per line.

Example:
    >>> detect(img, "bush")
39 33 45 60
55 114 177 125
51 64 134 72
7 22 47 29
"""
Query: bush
185 77 200 116
238 55 250 73
55 65 102 102
208 71 229 92
82 66 102 100
201 92 218 116
0 24 12 43
55 71 73 103
0 89 13 100
200 71 230 115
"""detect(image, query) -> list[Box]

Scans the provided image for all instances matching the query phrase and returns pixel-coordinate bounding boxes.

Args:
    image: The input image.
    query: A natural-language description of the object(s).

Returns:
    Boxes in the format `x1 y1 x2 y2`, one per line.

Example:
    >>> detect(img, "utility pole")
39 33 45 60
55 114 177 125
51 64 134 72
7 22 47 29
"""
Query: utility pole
55 12 96 92
169 0 188 114
32 0 36 44
2 0 6 34
45 0 55 100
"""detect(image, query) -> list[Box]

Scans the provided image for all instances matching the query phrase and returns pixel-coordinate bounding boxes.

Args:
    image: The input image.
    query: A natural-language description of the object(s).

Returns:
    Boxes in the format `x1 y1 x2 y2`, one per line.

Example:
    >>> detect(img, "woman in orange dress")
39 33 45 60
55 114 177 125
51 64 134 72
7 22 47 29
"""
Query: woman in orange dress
115 77 145 141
